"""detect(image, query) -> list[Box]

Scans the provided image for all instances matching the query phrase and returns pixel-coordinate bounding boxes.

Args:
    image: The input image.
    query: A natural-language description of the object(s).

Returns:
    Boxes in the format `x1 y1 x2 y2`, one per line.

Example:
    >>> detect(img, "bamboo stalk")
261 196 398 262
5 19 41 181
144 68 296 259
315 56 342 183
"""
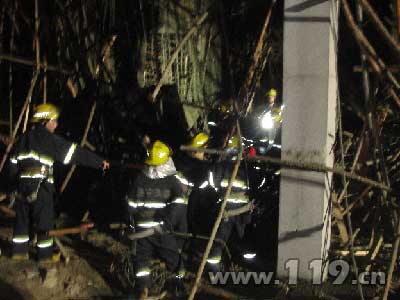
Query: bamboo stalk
341 0 400 108
0 72 39 172
397 0 400 37
0 205 16 218
0 54 73 74
180 146 391 191
240 2 275 115
150 2 214 103
337 126 366 204
43 56 47 103
382 210 400 300
357 0 400 57
60 101 97 193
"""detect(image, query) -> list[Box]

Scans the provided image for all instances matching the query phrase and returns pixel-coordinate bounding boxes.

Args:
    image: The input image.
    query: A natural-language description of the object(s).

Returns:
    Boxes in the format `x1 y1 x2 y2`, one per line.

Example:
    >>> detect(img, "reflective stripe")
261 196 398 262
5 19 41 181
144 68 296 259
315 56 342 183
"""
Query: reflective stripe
33 111 51 119
20 173 47 179
128 201 166 209
243 253 256 259
137 221 163 228
221 179 247 190
136 268 151 277
207 256 221 264
171 197 188 205
10 157 18 164
37 239 53 248
227 198 249 204
199 181 208 189
175 174 194 187
63 143 77 164
16 151 54 166
209 172 215 187
47 177 54 184
13 235 29 243
258 177 266 189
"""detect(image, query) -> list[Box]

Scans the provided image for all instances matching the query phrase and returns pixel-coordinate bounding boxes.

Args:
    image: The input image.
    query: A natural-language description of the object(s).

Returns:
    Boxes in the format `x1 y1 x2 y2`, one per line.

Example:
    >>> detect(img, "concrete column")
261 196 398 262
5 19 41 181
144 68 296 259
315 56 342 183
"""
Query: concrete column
277 0 338 282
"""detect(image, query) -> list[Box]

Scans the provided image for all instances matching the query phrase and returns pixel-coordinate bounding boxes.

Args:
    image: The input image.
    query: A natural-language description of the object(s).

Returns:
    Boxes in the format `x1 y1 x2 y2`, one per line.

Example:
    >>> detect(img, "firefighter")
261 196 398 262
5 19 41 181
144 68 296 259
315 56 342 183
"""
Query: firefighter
9 103 110 263
206 135 252 271
174 132 218 268
257 88 283 153
127 140 185 297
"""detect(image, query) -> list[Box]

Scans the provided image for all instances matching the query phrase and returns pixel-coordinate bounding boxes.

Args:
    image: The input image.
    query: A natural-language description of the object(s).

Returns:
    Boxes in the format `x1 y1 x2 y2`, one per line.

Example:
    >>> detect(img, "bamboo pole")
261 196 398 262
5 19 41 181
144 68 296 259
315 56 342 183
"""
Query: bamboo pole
180 146 391 192
341 0 400 108
22 0 41 134
337 126 366 205
0 72 39 172
357 0 400 57
0 54 73 74
240 2 275 115
60 101 97 193
43 56 47 103
397 0 400 37
150 2 214 103
382 210 400 300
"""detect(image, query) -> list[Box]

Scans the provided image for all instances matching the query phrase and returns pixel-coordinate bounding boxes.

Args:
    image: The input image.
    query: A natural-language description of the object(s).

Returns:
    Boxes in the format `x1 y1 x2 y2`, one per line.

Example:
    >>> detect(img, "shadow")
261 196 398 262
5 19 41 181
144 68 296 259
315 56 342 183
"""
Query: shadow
278 223 324 243
0 278 32 300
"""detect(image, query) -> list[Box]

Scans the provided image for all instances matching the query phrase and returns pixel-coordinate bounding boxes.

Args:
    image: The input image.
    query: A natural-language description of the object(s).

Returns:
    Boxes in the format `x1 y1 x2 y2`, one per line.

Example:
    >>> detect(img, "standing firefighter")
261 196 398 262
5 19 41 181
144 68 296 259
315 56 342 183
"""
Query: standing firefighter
257 88 283 153
9 103 110 262
127 140 185 298
206 135 252 270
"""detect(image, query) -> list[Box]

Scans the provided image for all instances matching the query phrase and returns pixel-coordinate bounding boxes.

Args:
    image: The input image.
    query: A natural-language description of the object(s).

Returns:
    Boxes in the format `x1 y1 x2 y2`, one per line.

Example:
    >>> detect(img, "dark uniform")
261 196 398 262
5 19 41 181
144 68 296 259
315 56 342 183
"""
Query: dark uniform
9 123 104 260
127 158 185 291
206 160 252 269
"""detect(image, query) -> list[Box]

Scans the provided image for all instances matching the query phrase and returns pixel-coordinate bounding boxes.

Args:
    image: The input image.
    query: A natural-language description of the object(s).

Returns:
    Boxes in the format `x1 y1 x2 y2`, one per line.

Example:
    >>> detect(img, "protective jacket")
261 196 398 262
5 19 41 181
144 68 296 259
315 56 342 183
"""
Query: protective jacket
127 158 186 290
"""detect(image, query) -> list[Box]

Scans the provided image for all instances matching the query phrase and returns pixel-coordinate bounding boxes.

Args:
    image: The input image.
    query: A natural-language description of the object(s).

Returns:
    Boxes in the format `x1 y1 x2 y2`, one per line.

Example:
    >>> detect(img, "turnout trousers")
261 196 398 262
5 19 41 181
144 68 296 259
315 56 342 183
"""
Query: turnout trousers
134 231 181 290
12 184 55 260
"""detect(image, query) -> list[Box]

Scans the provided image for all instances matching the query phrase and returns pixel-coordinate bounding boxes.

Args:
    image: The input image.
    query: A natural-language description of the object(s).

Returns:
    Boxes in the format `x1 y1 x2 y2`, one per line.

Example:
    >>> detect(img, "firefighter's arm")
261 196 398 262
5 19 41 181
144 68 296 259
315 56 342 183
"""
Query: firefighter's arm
52 134 106 169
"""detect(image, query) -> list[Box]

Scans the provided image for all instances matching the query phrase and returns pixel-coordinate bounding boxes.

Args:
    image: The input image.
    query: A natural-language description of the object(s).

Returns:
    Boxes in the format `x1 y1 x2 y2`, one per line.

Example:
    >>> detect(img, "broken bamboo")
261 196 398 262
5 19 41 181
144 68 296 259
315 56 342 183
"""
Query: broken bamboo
60 101 97 193
341 0 400 108
382 210 400 300
0 54 72 74
0 72 39 172
358 0 400 57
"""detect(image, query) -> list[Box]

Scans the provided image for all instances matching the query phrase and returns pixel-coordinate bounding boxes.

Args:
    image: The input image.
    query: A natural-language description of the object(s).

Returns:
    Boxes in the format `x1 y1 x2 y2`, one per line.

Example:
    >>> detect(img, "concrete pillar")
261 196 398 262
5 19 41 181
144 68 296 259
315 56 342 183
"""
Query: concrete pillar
277 0 338 282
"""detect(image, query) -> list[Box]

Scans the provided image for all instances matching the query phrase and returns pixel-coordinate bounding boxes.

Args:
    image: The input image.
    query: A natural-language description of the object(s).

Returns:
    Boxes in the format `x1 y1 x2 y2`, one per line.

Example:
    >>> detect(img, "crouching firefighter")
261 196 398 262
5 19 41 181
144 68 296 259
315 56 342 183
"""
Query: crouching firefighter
9 103 110 262
127 140 186 298
206 135 252 271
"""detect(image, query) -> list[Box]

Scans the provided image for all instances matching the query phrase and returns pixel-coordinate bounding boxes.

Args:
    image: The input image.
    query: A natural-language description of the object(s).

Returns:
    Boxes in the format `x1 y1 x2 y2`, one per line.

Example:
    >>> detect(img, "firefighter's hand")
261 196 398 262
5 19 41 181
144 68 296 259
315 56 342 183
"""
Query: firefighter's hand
102 160 110 171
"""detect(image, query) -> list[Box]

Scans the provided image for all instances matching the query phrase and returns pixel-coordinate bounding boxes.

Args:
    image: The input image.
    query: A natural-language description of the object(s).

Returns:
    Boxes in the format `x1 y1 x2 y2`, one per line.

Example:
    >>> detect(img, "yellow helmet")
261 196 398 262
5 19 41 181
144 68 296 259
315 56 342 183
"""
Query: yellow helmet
187 132 209 148
218 99 233 114
30 103 60 123
267 89 277 97
228 135 239 148
144 140 171 166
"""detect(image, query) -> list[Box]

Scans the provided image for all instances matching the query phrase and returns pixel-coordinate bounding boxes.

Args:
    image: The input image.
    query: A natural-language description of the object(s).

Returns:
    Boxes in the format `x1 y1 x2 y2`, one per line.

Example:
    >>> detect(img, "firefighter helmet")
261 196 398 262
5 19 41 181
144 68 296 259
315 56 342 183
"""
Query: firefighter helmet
187 132 209 148
267 89 277 97
218 99 233 114
144 140 171 166
228 135 239 148
30 103 60 123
